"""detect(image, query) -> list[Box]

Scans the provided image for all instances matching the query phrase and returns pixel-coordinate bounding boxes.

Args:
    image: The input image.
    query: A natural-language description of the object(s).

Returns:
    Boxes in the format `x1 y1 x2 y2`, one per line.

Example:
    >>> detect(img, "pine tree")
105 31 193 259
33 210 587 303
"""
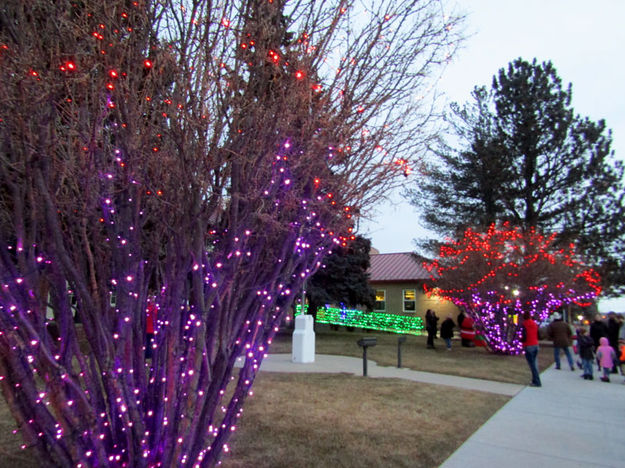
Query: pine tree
306 236 375 316
411 58 625 293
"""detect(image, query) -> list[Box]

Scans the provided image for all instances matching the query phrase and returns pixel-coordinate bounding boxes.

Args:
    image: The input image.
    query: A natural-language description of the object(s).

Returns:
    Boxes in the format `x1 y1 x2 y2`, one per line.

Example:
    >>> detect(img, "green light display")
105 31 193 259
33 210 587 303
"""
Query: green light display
295 305 424 335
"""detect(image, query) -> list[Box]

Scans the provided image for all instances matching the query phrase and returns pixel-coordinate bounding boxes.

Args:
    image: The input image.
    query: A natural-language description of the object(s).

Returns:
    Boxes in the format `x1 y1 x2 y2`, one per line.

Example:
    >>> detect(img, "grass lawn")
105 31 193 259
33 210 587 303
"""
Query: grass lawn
0 400 38 468
222 373 509 468
270 325 555 385
0 326 555 466
221 327 555 467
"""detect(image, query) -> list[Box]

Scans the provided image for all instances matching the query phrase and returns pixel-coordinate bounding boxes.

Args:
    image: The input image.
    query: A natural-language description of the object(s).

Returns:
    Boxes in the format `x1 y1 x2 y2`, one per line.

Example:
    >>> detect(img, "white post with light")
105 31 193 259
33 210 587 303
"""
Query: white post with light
292 279 315 363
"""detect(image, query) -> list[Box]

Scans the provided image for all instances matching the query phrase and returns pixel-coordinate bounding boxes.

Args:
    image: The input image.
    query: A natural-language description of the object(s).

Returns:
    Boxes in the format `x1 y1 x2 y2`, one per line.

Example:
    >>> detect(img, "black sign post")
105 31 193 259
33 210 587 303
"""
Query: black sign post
356 337 377 376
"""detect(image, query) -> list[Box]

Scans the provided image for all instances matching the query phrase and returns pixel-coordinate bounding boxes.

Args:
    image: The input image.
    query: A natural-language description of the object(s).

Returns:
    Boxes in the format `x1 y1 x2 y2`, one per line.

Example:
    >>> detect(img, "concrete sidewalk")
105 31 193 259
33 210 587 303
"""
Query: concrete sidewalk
244 354 625 467
441 364 625 468
244 353 522 396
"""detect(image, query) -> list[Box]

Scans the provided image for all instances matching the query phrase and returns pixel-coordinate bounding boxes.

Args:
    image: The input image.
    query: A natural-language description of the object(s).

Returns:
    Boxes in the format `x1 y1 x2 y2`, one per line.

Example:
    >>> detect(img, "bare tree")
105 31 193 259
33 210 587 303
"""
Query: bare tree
0 0 462 465
424 223 601 354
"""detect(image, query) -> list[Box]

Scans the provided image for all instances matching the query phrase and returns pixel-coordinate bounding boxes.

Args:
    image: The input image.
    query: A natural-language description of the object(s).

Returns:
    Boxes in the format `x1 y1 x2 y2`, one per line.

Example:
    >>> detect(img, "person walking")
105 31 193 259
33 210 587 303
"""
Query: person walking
522 311 541 387
425 309 439 349
576 327 595 380
596 337 617 382
606 312 622 373
547 312 574 371
589 314 608 349
440 314 455 351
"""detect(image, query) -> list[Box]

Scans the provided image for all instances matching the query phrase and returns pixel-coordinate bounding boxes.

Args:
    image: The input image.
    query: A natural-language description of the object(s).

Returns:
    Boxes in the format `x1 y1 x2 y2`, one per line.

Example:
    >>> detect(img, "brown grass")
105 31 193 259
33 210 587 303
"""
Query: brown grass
222 372 509 468
0 326 555 466
270 326 555 385
0 400 38 468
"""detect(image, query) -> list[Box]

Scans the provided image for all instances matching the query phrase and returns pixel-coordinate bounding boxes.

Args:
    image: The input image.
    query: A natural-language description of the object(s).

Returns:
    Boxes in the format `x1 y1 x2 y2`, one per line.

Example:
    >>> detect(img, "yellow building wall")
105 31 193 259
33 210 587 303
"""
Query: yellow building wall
370 281 459 323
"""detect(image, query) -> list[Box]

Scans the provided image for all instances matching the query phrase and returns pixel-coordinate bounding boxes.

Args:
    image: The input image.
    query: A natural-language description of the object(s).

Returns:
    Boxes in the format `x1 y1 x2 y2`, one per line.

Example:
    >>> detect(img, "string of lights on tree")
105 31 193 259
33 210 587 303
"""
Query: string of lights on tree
0 0 461 466
424 223 601 354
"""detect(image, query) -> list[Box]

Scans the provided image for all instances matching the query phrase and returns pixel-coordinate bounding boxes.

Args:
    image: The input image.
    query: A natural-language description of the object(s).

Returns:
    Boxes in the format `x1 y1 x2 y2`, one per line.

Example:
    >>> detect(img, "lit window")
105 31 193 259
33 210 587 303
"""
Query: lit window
374 290 386 311
403 289 416 312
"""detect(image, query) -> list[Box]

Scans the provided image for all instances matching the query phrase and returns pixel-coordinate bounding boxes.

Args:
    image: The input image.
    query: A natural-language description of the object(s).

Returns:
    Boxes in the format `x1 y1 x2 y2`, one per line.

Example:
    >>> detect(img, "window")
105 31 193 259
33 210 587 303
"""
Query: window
374 290 386 311
403 289 416 312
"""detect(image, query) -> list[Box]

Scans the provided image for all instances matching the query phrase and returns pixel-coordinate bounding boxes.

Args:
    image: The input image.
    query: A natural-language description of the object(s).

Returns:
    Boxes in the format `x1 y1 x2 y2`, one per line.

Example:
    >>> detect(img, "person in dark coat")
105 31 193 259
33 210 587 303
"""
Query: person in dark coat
577 327 595 380
425 309 439 349
589 314 608 349
547 312 574 371
606 312 622 373
457 311 465 332
440 314 455 351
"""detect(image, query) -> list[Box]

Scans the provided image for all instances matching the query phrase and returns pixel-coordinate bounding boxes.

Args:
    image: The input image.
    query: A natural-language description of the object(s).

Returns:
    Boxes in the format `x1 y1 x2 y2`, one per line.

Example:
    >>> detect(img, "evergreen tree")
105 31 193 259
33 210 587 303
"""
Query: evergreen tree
411 58 625 293
306 236 375 315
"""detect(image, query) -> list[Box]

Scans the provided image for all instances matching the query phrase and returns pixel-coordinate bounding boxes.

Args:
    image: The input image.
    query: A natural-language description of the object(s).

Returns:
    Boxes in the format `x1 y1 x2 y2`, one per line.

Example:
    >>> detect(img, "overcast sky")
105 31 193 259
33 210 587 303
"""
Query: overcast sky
358 0 625 311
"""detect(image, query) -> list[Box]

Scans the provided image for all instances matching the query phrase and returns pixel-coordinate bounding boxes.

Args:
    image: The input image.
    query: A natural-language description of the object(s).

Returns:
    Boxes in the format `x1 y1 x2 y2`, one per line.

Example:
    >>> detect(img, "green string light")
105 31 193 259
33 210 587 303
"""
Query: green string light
295 305 424 335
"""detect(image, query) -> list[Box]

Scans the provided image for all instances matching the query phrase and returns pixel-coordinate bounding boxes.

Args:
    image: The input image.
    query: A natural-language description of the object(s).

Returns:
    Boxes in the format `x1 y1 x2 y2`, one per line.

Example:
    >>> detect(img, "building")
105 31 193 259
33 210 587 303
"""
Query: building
368 252 458 321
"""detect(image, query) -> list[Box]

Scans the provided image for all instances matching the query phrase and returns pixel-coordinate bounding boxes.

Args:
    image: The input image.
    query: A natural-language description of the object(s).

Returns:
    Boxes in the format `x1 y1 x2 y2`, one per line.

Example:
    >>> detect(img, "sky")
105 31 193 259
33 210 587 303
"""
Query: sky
357 0 625 312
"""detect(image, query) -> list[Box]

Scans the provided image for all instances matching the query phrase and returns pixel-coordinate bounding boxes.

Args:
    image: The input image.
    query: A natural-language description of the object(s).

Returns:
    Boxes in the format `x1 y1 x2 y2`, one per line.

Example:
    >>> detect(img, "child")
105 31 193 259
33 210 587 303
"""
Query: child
576 327 594 380
596 337 617 382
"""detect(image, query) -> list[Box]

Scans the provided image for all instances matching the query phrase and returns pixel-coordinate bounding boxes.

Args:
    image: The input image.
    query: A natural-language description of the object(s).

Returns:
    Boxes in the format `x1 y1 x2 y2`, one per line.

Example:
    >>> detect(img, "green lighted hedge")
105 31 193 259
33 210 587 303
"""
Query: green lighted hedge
295 305 424 335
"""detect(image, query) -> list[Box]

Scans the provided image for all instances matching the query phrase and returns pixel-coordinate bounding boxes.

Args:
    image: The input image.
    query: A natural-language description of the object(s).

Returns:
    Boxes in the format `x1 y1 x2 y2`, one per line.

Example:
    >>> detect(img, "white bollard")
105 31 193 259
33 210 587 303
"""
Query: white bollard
292 314 315 363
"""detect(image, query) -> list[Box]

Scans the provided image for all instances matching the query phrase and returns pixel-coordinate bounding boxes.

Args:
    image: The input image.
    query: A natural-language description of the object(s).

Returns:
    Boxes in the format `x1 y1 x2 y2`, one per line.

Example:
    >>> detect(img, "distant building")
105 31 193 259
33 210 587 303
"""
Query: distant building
368 252 459 320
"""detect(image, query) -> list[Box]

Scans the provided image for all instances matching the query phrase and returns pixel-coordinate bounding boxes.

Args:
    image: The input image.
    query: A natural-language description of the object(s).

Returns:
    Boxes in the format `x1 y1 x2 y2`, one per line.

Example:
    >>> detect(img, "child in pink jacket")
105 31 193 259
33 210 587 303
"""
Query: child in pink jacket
597 337 617 382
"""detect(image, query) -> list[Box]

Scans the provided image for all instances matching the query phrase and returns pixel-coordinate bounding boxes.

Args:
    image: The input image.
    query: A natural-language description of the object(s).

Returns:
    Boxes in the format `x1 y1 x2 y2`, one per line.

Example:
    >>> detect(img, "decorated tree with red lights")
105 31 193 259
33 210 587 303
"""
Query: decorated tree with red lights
0 0 462 465
425 224 601 355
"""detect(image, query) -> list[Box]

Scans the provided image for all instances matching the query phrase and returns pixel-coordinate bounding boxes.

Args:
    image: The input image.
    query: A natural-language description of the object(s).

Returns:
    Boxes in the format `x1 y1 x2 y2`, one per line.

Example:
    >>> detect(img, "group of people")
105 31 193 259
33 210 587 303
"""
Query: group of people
424 309 477 350
522 311 625 387
586 312 624 382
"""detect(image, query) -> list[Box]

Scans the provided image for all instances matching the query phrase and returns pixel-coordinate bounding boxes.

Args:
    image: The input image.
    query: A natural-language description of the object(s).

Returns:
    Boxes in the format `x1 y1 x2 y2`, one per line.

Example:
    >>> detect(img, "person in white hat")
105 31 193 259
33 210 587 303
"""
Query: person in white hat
547 311 574 370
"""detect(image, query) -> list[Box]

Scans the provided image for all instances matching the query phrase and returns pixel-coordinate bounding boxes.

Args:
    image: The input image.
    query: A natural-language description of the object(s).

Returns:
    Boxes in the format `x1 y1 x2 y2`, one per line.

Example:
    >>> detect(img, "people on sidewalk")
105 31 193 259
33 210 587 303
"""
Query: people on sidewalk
576 327 594 380
590 314 608 349
596 337 617 382
522 311 541 387
425 309 439 349
547 312 574 371
440 314 455 351
606 312 622 373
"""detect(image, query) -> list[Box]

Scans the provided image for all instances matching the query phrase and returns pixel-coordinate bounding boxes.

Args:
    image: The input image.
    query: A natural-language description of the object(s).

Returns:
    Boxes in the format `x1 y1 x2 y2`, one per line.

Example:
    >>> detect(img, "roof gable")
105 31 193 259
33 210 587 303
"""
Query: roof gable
368 252 430 282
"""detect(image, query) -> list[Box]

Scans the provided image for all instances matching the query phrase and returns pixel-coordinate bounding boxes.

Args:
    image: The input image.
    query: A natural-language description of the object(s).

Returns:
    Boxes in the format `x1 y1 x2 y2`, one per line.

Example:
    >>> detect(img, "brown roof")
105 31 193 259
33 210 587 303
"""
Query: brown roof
368 252 430 282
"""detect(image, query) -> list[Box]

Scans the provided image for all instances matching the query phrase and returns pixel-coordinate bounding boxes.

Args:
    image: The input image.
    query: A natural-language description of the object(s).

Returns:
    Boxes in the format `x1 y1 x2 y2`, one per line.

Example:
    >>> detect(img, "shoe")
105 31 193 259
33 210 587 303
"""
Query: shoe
581 374 588 379
600 377 610 382
555 366 560 370
589 376 594 380
529 382 542 387
446 348 451 351
570 367 575 371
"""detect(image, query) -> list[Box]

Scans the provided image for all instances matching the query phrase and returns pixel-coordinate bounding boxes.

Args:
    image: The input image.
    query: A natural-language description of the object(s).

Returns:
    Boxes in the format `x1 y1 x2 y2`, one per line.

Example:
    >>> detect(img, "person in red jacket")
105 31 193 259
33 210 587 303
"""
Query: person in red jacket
145 296 158 359
460 315 476 347
522 311 541 387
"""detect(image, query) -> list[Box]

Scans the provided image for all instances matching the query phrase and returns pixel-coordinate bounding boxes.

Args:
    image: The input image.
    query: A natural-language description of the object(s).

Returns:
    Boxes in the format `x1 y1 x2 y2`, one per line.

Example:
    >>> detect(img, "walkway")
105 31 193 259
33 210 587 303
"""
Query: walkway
247 353 522 396
243 354 625 467
441 364 625 468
